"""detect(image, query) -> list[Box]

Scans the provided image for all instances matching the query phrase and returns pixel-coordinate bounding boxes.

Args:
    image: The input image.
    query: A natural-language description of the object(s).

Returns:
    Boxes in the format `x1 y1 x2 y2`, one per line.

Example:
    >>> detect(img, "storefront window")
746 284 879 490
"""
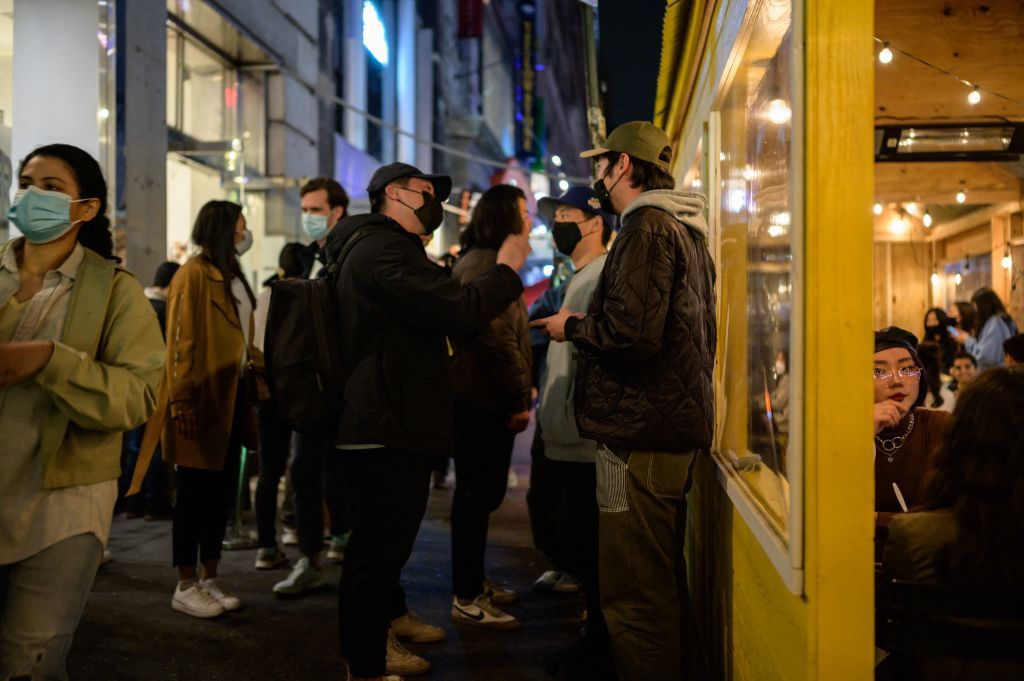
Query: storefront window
712 0 801 584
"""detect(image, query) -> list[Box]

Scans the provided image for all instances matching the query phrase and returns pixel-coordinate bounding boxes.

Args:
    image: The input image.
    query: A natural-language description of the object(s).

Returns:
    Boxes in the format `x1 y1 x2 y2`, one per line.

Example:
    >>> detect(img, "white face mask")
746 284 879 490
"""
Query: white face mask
236 228 254 256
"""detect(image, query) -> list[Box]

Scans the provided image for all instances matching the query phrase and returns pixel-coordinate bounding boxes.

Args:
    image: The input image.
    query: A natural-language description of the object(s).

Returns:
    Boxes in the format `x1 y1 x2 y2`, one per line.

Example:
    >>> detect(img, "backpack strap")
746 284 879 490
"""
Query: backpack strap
326 227 376 278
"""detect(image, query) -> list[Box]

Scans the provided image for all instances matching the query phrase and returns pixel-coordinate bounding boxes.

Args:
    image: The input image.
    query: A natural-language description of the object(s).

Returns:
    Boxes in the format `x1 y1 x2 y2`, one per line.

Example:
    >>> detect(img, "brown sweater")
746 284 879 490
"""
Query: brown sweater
876 408 950 526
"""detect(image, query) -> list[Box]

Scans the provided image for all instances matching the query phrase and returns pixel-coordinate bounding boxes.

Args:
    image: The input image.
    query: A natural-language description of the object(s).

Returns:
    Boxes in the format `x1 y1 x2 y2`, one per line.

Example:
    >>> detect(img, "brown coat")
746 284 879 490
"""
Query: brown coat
139 256 260 472
450 248 532 415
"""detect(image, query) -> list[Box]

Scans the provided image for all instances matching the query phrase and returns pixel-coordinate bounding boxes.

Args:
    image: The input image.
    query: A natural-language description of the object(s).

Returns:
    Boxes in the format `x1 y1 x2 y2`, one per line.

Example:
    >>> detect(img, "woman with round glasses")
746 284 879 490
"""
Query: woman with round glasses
874 327 950 533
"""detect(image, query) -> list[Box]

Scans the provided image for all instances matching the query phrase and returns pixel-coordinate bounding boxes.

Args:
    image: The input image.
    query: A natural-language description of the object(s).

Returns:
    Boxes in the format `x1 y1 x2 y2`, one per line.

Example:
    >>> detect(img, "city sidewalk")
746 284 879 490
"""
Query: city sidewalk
68 422 586 680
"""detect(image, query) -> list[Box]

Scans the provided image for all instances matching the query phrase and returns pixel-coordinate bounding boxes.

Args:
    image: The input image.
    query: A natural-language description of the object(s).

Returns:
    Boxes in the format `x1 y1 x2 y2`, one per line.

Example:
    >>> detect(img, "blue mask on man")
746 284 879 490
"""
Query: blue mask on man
6 186 89 244
302 213 330 241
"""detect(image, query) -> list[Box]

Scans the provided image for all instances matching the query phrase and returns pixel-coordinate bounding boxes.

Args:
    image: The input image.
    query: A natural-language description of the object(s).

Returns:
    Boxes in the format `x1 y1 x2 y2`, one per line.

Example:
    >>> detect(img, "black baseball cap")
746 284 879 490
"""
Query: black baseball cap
875 326 924 370
366 162 452 202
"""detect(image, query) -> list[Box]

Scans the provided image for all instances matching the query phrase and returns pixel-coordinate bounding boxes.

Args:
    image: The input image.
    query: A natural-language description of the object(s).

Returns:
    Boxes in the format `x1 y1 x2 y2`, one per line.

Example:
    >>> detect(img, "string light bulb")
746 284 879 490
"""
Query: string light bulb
956 189 967 204
930 268 940 286
878 42 894 64
873 203 883 216
967 86 981 105
923 210 933 228
1003 247 1013 270
954 272 962 285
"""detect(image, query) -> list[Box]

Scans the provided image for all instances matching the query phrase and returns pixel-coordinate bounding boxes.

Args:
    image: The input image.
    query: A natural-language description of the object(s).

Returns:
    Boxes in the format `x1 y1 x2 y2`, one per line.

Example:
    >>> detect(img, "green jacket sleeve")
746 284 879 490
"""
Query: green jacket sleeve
34 271 165 431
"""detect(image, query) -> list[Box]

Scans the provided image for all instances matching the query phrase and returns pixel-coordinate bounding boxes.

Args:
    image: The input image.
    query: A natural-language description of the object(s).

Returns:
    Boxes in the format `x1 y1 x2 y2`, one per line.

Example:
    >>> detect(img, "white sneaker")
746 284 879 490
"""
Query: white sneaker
281 526 299 546
391 610 446 643
484 578 517 606
533 570 562 592
553 573 582 594
172 582 225 618
200 577 242 611
386 630 430 675
450 594 520 629
273 556 326 596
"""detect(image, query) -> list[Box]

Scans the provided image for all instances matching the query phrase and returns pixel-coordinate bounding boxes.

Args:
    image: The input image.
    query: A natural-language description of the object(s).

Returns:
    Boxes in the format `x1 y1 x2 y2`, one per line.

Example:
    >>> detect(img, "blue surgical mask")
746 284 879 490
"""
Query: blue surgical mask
236 228 254 256
6 185 89 244
302 213 330 241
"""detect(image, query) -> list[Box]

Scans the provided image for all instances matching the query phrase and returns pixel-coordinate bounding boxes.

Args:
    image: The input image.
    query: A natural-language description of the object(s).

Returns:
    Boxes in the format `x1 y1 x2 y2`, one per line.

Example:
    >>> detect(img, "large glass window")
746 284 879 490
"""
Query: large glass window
711 0 801 587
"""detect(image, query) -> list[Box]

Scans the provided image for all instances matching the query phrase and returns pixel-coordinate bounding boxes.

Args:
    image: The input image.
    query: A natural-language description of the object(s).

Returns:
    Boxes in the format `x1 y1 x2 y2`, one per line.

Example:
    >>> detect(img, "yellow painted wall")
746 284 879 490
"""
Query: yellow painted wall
675 0 876 679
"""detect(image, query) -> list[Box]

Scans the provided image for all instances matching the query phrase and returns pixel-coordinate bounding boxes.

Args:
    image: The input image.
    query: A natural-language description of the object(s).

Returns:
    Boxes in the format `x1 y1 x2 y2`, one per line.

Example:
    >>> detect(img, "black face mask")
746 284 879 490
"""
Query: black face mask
592 164 624 215
925 324 944 339
552 221 583 256
398 188 445 234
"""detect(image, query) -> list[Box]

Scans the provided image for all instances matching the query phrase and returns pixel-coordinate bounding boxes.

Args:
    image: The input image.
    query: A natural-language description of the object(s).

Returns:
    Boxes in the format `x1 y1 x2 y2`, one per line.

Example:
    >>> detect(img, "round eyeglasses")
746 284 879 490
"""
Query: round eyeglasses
873 366 922 384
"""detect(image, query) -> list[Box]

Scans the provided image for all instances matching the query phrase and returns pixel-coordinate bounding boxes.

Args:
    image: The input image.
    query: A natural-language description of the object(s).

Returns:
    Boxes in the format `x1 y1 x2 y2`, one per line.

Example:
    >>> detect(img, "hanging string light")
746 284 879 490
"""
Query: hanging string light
878 42 894 64
873 37 1024 108
923 210 933 228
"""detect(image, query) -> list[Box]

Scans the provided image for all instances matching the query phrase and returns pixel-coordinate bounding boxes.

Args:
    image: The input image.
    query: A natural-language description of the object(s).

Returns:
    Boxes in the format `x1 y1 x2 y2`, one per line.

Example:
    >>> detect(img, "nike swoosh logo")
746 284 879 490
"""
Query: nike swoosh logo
455 605 485 621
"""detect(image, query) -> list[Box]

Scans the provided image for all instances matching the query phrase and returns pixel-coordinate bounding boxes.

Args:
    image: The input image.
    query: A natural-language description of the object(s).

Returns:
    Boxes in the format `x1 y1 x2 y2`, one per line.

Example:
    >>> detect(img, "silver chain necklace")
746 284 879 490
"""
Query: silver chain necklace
876 411 916 463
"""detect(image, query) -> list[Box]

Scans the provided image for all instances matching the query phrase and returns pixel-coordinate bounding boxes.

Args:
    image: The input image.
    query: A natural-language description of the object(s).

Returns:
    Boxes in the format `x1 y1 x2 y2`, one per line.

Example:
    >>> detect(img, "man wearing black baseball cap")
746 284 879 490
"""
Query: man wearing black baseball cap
533 122 716 681
324 162 530 681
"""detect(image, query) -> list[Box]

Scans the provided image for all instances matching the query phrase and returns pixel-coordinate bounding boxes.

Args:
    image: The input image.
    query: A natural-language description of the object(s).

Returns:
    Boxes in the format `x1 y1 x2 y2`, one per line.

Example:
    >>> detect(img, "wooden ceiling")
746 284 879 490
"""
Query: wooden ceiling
874 1 1024 211
875 0 1024 122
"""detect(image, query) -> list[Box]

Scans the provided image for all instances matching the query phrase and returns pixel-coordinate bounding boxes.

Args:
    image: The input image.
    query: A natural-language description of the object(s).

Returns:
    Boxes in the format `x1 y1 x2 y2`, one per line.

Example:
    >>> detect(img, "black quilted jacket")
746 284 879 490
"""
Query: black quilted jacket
565 191 717 452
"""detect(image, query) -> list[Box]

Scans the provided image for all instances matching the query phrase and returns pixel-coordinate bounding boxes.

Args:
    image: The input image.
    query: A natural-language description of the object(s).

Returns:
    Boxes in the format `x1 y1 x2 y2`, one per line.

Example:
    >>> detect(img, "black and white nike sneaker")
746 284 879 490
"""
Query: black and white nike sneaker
450 594 520 629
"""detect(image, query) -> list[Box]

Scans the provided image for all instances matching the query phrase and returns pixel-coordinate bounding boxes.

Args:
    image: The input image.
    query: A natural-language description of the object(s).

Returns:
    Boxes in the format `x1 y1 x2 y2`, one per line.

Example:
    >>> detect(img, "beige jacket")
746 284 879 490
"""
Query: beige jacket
0 239 164 489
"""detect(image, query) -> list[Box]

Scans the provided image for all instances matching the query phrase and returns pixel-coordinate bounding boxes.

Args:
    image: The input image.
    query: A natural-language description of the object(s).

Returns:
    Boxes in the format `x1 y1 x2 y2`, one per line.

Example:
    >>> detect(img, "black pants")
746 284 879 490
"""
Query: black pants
291 432 349 557
338 448 431 677
451 402 516 600
255 403 291 548
561 459 608 644
172 446 240 568
526 425 575 573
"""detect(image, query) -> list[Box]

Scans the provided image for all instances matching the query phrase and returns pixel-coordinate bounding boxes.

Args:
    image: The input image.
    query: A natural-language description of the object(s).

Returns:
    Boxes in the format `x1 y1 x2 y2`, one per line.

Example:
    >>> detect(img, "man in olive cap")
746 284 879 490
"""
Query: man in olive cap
533 121 716 680
325 162 531 681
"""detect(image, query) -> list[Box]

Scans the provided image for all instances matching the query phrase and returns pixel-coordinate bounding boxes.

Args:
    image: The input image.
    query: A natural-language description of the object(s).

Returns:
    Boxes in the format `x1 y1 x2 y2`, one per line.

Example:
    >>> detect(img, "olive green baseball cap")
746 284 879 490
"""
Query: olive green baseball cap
579 121 673 172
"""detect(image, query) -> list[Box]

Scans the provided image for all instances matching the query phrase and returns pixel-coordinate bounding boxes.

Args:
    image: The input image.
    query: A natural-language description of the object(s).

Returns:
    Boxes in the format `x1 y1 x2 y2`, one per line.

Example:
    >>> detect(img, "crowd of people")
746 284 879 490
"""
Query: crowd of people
0 119 1021 681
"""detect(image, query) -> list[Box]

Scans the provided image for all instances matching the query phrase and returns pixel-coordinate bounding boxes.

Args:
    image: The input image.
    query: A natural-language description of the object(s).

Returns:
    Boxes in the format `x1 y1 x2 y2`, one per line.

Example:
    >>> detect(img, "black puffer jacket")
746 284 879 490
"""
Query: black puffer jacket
325 214 524 456
565 190 716 452
450 248 532 415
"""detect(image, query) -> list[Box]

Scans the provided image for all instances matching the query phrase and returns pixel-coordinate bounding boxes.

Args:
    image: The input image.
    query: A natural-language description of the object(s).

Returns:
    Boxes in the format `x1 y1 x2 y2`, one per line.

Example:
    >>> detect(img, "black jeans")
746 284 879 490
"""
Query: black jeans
255 403 291 548
291 431 349 557
451 402 516 600
526 425 575 573
338 448 432 677
561 459 608 644
171 447 240 568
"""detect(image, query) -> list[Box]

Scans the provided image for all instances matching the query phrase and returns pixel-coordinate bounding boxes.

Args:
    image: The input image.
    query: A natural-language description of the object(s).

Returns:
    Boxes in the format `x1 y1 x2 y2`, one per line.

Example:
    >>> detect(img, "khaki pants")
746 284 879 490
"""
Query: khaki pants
596 445 696 681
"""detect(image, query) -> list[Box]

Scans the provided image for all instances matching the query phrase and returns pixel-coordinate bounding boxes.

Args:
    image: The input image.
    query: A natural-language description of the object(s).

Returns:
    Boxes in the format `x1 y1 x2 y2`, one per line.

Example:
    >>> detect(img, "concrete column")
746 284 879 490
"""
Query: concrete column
395 0 417 164
344 0 367 151
12 0 98 164
415 28 434 172
122 0 167 279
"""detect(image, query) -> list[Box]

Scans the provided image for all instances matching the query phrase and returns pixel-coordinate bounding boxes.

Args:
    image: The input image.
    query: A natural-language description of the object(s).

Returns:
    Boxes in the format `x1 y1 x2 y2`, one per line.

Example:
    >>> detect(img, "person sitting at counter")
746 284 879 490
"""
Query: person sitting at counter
880 366 1024 680
873 327 950 533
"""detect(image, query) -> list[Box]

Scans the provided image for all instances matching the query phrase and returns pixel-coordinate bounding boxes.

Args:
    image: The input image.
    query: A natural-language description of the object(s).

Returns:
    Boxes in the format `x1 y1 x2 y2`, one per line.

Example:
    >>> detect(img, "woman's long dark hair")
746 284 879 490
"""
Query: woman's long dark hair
953 301 977 336
970 287 1013 336
191 200 255 309
19 144 116 261
922 366 1024 598
916 340 944 408
459 184 526 251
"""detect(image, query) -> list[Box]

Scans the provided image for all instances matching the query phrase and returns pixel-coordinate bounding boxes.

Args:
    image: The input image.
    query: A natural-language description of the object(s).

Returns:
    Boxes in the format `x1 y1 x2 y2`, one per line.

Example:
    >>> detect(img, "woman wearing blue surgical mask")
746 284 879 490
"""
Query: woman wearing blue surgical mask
133 199 264 619
0 144 164 678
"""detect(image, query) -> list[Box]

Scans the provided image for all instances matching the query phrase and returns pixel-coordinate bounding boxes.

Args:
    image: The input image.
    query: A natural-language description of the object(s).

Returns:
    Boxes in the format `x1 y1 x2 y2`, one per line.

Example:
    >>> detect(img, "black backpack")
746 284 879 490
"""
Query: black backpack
263 229 372 434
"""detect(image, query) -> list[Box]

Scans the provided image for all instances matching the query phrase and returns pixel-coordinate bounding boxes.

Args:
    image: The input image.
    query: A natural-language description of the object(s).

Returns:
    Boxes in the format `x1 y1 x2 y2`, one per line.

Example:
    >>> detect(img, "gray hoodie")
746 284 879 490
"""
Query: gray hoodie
620 189 709 242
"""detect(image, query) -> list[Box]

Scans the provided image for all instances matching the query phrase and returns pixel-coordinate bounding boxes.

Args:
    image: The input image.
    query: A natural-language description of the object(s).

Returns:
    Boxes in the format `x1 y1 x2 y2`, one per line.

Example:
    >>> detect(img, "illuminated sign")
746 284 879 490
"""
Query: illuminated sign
363 1 388 66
